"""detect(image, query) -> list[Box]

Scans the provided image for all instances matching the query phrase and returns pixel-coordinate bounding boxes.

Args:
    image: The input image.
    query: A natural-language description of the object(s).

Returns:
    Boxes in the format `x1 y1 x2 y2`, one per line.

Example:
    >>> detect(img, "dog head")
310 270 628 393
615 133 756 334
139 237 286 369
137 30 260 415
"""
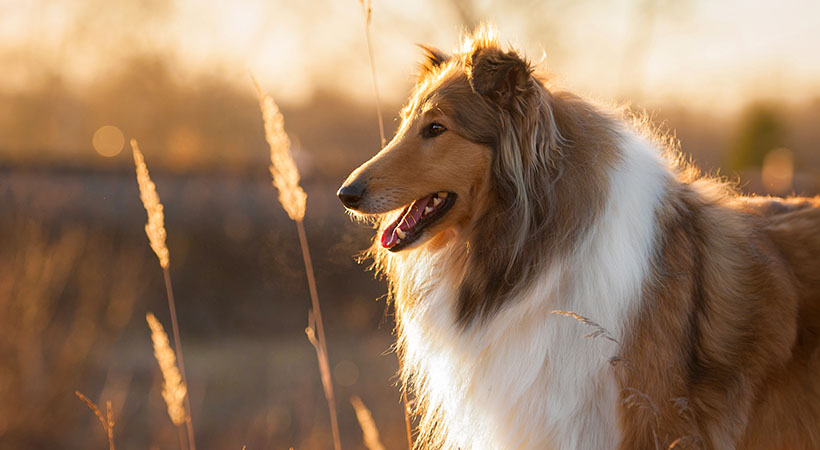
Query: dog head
338 27 552 254
339 27 621 323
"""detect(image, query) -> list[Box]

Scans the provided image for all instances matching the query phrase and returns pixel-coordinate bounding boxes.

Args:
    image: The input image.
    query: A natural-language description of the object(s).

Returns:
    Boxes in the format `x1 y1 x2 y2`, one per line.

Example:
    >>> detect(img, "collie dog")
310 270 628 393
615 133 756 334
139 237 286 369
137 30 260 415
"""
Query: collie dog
338 27 820 449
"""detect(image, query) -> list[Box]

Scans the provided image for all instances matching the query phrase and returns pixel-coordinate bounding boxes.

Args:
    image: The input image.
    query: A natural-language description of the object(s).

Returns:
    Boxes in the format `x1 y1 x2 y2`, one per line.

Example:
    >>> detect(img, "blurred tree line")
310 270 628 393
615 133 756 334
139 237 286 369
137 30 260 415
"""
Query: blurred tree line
2 54 819 196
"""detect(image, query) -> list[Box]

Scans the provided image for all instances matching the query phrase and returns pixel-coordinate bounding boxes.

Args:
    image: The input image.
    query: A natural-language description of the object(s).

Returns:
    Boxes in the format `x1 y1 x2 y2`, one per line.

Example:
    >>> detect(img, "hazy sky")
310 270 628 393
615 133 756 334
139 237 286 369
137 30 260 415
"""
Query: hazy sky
2 0 819 112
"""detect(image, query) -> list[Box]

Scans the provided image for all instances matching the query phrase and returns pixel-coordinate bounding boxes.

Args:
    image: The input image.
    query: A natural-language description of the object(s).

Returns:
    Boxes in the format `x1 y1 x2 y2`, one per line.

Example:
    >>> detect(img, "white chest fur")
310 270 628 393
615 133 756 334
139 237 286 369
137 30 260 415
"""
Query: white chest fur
396 131 669 449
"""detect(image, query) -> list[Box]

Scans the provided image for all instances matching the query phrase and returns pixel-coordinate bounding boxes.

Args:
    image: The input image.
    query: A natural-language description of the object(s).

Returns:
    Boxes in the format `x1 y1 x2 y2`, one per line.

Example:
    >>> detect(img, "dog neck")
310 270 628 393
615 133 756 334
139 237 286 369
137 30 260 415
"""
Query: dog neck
379 117 672 448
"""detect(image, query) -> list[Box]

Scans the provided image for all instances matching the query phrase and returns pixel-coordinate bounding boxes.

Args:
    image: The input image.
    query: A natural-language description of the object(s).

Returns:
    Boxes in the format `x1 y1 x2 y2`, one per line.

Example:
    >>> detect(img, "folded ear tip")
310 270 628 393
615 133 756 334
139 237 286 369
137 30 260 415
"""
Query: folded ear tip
467 46 532 105
417 44 450 73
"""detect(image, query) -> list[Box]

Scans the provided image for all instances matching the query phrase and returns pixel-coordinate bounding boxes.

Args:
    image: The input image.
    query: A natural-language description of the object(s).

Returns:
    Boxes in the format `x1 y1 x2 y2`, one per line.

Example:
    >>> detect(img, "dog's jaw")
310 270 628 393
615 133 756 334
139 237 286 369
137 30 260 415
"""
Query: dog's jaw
381 191 457 251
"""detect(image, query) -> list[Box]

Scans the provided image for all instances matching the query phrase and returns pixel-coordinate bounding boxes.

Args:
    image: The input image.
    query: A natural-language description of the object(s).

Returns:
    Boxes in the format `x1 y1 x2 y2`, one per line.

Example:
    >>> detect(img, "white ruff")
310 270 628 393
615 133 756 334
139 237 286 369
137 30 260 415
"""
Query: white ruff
390 128 670 449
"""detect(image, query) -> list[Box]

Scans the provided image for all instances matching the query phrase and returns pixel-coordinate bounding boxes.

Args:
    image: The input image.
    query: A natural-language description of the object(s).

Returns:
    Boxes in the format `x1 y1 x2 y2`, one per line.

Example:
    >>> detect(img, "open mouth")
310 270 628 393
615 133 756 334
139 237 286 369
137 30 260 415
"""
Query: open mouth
381 191 457 251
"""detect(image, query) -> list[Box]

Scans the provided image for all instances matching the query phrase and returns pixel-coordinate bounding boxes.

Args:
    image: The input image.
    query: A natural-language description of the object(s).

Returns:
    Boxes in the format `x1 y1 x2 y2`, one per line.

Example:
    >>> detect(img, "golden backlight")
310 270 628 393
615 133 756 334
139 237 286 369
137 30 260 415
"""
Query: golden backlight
1 2 818 449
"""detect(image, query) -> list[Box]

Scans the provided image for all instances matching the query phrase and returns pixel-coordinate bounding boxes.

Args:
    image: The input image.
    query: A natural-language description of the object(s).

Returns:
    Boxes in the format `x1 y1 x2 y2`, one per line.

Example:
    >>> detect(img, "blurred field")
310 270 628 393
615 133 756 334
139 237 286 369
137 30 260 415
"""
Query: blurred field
0 166 411 449
2 1 820 449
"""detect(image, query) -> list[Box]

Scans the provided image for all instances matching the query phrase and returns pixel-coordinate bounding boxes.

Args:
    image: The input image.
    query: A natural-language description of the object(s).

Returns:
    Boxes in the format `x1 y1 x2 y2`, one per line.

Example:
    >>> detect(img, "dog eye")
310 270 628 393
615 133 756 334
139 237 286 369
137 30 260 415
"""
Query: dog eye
422 122 446 138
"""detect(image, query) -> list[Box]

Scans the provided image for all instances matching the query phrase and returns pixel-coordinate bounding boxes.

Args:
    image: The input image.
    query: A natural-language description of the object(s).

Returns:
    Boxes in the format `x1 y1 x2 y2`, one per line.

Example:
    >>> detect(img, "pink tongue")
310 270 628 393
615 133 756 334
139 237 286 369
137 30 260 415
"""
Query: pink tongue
380 195 434 248
381 226 399 248
402 197 428 229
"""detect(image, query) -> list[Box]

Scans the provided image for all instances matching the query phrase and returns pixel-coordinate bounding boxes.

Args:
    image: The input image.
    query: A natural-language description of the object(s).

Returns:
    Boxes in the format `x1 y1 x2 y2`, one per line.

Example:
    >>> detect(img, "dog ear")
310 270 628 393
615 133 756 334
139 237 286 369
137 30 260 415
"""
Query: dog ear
417 44 450 76
467 47 532 108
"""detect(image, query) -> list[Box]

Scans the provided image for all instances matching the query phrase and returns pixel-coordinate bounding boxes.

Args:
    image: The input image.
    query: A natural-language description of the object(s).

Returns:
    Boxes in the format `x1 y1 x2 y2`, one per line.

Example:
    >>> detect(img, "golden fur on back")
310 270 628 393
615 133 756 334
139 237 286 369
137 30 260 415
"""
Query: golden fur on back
339 26 820 449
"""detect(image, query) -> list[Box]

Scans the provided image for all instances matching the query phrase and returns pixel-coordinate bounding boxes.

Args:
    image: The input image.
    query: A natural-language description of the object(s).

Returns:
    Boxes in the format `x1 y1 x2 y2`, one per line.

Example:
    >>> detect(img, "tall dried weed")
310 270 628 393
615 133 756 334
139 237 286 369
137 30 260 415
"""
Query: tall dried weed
355 2 413 447
350 395 386 450
131 139 169 269
75 390 116 450
254 78 341 450
358 0 386 147
252 78 307 222
131 139 196 450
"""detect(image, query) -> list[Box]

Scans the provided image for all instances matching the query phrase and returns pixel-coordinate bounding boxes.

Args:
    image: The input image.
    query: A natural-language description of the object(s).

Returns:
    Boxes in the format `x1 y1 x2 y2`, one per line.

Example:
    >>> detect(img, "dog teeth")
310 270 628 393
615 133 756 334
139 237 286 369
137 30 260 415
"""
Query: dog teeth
424 206 434 215
396 228 406 239
433 197 443 207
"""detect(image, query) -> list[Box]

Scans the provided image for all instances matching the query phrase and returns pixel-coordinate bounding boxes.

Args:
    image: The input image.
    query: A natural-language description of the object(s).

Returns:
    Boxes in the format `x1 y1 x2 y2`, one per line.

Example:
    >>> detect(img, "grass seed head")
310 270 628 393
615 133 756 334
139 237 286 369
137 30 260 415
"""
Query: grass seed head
75 391 116 450
253 78 307 222
146 312 188 426
131 139 170 268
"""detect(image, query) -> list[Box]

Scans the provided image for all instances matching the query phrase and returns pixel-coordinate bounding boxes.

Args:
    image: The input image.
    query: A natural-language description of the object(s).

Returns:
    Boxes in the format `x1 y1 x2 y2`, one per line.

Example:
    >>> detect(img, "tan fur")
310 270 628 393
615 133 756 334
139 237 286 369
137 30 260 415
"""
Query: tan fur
340 27 820 449
617 183 808 449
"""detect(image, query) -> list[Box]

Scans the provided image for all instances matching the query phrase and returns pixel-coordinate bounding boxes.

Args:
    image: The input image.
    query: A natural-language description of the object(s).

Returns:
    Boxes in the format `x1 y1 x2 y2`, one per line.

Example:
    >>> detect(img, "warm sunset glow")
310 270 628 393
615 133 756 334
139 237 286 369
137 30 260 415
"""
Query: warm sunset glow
2 0 819 110
3 2 819 449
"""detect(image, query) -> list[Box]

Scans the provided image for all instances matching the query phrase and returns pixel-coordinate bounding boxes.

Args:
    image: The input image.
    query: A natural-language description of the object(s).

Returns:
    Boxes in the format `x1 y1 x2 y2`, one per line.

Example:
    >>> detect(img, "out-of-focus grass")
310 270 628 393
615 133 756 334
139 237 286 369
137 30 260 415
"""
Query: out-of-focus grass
0 217 145 447
0 170 408 448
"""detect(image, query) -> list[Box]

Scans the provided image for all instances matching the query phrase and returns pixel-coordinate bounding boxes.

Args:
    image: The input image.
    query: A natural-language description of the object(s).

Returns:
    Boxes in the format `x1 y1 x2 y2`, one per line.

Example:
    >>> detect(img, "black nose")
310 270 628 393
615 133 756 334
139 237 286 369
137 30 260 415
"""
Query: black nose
337 183 365 209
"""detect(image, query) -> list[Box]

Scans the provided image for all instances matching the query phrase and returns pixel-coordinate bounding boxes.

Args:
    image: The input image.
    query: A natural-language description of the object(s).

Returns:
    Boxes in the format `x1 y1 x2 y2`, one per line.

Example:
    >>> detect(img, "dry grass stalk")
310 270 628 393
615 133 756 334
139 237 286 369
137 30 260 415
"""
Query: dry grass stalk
553 311 695 449
146 313 188 427
358 0 386 147
305 313 332 400
356 3 413 447
350 395 386 450
75 391 116 450
160 266 196 450
131 139 196 450
254 79 341 450
252 78 307 222
551 310 620 344
131 139 169 268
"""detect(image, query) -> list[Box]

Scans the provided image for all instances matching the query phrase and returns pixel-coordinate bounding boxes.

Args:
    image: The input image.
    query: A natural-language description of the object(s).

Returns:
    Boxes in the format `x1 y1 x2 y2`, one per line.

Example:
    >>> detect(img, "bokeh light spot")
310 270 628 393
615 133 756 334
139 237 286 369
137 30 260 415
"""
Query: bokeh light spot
333 360 359 387
92 125 125 157
761 147 794 194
